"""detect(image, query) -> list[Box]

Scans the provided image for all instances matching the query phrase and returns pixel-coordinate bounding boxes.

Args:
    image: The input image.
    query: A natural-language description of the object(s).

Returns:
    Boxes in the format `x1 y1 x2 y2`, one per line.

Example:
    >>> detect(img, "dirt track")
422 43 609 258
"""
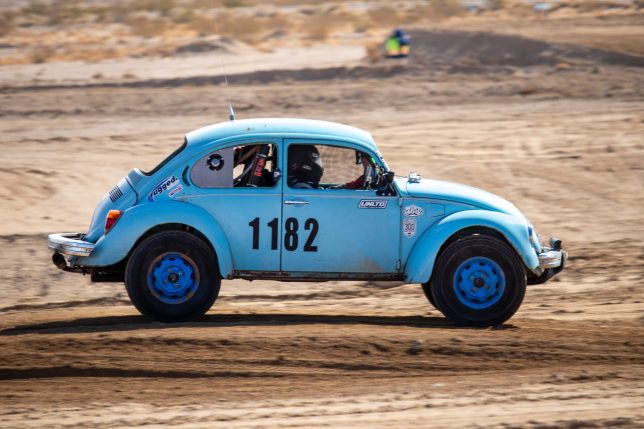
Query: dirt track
1 14 643 429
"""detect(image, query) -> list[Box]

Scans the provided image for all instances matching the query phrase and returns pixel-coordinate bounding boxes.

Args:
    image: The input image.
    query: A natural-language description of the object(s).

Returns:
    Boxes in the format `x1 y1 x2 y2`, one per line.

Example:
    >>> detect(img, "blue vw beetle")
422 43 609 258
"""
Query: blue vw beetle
49 118 566 326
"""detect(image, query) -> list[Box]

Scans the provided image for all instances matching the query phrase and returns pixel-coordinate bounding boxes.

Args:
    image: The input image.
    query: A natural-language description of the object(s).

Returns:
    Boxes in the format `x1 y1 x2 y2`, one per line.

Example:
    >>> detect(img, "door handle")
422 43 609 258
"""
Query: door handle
284 200 310 205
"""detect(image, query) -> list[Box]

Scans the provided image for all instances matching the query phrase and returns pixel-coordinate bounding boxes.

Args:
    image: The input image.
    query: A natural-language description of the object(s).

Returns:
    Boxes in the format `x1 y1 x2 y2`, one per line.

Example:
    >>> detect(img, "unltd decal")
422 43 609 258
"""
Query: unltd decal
358 199 388 209
148 175 179 201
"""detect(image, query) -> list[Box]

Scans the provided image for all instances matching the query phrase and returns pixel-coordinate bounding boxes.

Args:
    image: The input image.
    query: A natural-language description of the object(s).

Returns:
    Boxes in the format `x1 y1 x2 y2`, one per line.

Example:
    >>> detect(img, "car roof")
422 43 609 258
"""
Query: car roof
185 118 378 153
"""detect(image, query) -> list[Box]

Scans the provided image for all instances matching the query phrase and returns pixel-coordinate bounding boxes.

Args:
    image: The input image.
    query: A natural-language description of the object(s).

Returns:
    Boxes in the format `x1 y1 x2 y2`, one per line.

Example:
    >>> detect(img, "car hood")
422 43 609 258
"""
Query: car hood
404 178 528 222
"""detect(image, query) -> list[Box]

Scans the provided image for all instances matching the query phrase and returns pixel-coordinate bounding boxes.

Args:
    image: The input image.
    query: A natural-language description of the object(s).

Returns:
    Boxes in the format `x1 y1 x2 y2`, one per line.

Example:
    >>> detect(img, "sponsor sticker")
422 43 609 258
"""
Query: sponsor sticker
168 184 183 198
148 175 179 202
403 204 424 217
358 199 388 209
403 218 417 238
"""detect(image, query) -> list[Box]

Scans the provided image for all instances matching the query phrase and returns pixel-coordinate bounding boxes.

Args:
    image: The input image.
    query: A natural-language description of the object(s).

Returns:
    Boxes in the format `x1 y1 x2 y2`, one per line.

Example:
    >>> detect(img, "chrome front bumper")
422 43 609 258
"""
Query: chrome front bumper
530 237 567 285
538 249 566 269
48 233 95 257
537 237 566 270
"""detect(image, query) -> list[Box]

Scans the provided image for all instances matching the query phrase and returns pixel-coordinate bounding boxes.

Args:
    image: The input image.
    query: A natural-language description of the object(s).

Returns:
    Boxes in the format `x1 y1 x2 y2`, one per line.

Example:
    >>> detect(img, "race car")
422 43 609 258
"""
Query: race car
49 118 566 326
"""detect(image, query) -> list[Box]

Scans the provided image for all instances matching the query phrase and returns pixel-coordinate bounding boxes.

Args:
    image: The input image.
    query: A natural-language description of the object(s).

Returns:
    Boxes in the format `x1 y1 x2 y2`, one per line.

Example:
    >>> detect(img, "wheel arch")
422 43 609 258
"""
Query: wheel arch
404 210 539 284
79 201 234 279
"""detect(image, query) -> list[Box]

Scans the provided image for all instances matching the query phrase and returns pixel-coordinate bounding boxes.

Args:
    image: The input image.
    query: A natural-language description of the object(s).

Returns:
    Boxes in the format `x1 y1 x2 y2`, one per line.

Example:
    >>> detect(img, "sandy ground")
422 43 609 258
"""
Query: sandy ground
1 10 643 429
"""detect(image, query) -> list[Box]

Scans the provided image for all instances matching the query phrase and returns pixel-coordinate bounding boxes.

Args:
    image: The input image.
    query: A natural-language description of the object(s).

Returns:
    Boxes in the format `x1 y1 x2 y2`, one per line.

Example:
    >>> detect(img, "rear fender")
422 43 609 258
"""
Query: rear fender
404 210 539 284
79 201 234 278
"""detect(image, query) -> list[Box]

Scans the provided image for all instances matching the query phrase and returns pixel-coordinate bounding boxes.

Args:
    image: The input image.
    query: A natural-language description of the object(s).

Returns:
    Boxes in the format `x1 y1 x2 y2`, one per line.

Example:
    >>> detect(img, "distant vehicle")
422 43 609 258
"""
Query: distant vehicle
49 118 566 326
385 28 410 58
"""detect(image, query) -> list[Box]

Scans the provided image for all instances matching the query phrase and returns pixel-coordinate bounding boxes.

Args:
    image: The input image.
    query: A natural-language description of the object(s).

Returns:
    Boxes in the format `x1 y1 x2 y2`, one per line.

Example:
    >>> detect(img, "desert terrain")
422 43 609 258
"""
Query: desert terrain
0 1 643 428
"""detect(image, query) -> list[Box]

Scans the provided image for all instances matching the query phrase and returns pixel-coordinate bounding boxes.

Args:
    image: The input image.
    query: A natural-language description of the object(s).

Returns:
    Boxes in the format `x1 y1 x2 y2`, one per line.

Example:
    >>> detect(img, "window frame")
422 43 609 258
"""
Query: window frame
189 139 281 190
284 140 385 191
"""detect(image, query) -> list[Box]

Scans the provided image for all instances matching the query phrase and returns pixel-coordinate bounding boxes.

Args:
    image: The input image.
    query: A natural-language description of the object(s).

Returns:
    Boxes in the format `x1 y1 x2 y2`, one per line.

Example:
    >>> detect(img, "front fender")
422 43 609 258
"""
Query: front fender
404 210 539 284
79 201 234 278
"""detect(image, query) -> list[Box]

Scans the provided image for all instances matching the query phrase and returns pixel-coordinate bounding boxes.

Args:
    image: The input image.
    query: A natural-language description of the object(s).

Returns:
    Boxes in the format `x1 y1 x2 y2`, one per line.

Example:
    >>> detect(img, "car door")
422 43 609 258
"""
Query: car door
186 139 282 272
281 139 400 274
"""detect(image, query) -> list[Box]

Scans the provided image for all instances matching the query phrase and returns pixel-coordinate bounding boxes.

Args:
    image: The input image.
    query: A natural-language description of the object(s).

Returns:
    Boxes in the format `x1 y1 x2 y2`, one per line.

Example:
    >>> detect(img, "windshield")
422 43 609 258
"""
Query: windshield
141 138 187 176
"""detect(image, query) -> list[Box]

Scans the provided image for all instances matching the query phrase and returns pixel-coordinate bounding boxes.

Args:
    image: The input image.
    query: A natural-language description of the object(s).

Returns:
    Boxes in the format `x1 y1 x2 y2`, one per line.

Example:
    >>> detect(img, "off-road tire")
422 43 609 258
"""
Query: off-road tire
430 235 526 327
125 230 221 322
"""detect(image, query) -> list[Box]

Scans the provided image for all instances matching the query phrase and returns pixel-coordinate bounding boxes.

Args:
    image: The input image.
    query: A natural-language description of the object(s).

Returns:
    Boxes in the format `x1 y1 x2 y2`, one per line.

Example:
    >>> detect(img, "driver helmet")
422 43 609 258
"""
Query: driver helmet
288 145 324 188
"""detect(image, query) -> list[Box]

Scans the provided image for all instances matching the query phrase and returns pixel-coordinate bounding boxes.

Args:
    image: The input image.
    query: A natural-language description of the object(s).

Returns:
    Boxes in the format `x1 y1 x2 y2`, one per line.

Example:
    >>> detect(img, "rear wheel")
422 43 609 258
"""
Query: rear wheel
125 231 220 322
430 235 526 327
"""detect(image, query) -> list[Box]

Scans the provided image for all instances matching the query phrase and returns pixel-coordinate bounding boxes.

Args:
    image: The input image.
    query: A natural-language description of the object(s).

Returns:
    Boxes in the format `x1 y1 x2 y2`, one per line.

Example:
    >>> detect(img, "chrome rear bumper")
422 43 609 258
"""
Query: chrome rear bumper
48 233 95 257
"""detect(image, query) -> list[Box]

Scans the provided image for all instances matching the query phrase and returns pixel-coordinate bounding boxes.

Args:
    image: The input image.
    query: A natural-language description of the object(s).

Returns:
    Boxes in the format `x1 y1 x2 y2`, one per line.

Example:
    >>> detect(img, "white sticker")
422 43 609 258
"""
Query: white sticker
358 199 388 209
148 175 180 202
403 204 424 217
403 218 417 238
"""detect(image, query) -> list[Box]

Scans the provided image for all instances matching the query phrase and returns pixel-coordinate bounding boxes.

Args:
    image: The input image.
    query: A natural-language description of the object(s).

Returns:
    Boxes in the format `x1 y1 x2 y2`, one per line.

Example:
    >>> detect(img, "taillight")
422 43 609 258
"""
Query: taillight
105 210 123 233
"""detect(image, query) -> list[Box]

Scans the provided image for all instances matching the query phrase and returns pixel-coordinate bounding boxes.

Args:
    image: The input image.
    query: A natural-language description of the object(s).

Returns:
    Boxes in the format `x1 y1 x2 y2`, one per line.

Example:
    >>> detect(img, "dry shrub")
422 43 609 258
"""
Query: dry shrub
365 41 383 63
223 0 245 7
170 7 196 24
132 0 176 16
188 15 218 36
0 13 14 37
368 6 401 28
216 12 264 44
29 46 55 63
262 13 289 34
22 1 88 26
516 82 541 96
488 0 506 10
127 16 172 38
300 13 335 41
414 0 466 21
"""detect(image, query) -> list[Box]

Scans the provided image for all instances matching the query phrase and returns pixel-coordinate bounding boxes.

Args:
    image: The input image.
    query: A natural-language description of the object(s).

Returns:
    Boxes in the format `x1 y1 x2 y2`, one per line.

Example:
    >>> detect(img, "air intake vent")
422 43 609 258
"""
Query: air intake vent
109 185 123 203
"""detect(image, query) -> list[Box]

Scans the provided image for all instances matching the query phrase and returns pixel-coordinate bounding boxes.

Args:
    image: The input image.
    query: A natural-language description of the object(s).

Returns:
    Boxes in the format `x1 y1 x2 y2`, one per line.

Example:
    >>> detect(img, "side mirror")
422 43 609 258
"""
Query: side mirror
385 171 395 183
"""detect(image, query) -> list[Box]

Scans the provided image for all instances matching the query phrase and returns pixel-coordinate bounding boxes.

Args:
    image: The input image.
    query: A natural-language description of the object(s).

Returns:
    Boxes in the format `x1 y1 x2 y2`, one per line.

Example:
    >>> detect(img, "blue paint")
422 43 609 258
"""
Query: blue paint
82 200 234 278
453 256 505 309
147 253 198 304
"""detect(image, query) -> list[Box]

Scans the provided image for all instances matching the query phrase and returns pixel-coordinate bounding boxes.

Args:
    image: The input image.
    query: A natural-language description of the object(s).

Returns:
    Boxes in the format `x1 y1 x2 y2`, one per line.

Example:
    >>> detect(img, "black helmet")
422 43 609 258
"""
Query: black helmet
288 145 324 188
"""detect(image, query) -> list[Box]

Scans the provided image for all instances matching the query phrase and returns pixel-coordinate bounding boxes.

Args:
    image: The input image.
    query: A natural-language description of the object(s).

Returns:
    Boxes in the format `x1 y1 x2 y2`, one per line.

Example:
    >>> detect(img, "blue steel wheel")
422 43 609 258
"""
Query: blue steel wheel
125 230 221 323
452 257 506 310
147 253 200 305
430 235 526 327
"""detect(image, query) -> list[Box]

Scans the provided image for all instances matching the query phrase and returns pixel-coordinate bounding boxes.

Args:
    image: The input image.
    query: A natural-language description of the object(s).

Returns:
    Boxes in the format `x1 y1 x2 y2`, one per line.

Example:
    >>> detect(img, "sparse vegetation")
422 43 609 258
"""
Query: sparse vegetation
1 0 641 64
216 12 264 44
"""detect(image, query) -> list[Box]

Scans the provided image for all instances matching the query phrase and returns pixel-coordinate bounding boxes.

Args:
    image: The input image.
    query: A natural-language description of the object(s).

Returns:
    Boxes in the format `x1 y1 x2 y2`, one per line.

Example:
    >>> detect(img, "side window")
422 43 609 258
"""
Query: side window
191 143 278 188
287 144 370 190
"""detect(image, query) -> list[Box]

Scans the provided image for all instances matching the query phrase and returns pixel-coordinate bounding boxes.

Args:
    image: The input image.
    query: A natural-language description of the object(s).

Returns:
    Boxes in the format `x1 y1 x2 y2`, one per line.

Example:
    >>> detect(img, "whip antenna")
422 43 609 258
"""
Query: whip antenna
212 2 235 121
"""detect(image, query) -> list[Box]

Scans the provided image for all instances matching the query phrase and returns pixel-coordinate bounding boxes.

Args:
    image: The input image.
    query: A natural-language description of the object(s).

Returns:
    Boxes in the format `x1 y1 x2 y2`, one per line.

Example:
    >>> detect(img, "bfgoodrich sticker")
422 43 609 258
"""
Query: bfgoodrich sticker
358 199 388 209
148 175 179 201
403 204 424 217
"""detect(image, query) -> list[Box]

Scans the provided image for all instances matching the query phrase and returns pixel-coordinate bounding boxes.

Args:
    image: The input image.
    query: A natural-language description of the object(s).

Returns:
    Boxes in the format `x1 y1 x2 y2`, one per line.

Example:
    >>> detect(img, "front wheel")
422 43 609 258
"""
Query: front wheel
430 235 526 327
125 231 221 322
